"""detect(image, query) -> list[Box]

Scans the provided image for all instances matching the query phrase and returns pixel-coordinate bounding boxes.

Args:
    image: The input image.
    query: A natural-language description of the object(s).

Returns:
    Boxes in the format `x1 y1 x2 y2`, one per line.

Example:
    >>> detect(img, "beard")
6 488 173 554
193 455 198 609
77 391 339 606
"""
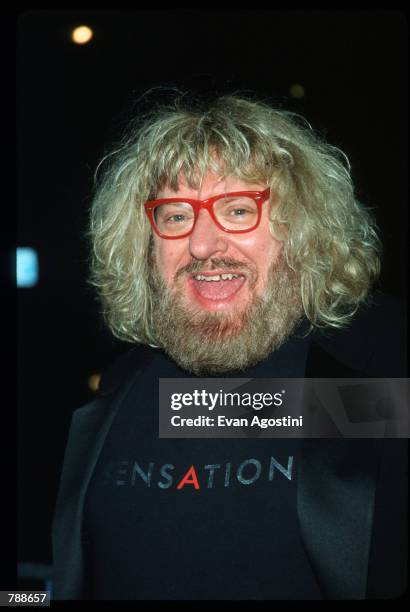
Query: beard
148 251 304 376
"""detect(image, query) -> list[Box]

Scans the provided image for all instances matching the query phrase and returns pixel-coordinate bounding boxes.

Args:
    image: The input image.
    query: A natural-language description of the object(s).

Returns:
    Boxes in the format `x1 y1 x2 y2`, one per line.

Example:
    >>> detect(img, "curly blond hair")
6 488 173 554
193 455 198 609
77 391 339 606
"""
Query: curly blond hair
88 93 381 344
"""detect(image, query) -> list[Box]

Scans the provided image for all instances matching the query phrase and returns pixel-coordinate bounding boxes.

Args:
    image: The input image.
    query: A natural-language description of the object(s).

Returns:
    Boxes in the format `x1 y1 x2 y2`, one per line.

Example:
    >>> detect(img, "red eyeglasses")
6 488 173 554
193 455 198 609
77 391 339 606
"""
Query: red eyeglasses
144 189 270 239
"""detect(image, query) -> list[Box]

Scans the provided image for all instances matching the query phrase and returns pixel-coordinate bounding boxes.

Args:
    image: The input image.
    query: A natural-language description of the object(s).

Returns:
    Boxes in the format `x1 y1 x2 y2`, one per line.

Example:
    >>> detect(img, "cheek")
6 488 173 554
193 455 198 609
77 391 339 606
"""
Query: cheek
153 239 186 282
264 237 282 262
239 232 282 268
246 235 283 291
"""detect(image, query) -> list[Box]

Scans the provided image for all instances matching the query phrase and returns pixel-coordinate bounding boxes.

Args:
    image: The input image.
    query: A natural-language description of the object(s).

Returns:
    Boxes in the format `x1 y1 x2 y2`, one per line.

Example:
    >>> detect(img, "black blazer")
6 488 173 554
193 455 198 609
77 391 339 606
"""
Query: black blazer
51 293 407 600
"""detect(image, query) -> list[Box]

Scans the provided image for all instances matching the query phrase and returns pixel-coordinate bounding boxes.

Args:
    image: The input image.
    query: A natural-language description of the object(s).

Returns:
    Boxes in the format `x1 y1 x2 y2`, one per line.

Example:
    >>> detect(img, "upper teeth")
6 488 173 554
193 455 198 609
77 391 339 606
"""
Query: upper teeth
194 274 242 281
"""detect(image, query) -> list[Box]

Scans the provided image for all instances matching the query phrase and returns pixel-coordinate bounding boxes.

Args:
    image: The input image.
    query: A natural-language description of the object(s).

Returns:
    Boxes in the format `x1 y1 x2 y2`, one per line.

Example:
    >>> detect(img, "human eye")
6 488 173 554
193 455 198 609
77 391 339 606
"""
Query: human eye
220 198 257 217
227 207 252 217
214 196 258 228
155 202 194 228
166 212 189 223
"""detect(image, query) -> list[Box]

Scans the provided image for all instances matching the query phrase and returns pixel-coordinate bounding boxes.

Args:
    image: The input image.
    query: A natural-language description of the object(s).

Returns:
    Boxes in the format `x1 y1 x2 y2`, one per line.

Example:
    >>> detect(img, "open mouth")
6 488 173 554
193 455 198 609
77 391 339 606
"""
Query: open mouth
189 272 247 301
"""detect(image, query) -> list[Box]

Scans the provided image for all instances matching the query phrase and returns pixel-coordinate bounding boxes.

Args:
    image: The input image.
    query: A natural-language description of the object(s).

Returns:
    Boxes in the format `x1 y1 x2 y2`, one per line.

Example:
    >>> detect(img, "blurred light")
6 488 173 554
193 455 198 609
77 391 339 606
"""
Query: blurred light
17 247 38 288
88 373 101 392
289 83 306 99
71 25 93 45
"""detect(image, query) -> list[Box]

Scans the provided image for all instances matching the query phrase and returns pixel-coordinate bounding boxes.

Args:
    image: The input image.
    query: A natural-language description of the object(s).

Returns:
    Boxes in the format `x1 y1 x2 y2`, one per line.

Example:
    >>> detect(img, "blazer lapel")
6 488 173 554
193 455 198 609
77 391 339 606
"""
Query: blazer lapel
51 374 139 599
297 438 383 599
298 340 383 599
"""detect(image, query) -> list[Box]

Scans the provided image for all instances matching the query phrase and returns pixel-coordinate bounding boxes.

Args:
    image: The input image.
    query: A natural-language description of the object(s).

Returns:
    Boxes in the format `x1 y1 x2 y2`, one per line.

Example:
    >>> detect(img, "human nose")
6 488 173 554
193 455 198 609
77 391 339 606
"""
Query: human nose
188 208 229 260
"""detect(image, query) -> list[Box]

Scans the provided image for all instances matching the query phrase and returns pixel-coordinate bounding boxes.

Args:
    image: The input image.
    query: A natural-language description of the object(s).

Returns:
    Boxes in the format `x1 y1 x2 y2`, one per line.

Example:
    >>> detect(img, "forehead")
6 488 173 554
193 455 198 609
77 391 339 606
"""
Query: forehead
157 171 266 199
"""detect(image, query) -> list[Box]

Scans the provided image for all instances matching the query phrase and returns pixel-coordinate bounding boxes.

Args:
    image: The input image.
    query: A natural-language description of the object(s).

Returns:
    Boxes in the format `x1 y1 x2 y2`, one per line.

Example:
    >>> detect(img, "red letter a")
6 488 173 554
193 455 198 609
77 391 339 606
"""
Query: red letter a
177 465 200 490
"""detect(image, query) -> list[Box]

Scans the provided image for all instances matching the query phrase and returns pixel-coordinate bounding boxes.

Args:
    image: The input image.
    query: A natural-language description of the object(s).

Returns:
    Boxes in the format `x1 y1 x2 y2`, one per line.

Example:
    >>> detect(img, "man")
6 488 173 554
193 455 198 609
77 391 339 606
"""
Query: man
52 94 407 600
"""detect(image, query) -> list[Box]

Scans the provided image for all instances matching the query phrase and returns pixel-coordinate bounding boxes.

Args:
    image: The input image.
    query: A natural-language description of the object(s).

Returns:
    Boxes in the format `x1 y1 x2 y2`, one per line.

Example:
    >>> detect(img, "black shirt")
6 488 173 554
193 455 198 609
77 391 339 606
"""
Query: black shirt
83 328 324 600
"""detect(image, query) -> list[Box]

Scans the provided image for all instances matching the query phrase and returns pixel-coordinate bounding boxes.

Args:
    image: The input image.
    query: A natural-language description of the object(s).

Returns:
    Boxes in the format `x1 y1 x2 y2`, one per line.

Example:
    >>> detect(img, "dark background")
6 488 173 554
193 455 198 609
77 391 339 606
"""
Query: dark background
17 9 407 571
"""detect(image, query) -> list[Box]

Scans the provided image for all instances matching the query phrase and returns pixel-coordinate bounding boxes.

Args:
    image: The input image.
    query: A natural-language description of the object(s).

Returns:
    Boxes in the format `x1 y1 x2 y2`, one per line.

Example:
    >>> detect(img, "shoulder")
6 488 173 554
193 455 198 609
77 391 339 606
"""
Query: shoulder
310 292 407 376
68 345 158 424
97 343 159 396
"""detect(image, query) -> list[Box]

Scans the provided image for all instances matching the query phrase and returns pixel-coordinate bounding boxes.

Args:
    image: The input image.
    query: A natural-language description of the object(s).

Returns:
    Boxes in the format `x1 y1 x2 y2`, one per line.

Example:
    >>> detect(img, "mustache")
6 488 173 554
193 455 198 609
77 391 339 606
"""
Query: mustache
174 257 255 280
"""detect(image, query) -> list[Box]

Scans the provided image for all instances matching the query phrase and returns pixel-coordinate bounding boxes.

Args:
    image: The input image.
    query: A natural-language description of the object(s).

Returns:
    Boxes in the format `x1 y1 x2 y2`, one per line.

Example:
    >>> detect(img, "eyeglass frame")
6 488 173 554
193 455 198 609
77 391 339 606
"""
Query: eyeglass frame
144 188 271 239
